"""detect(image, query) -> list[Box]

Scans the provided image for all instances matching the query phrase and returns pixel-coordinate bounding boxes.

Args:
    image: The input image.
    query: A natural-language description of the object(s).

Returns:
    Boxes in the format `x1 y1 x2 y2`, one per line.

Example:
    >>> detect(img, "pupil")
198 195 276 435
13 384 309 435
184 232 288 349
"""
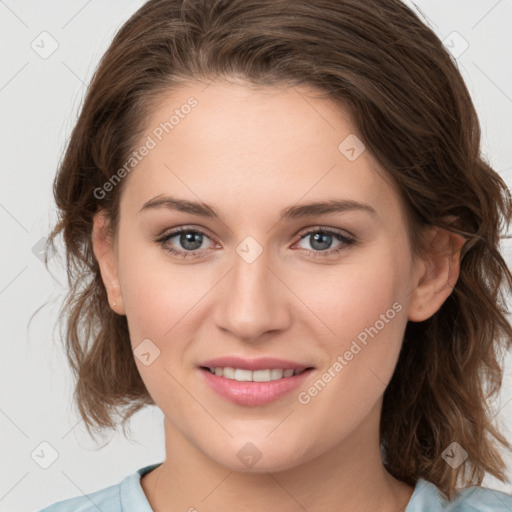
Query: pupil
177 231 333 252
311 233 331 251
181 232 202 250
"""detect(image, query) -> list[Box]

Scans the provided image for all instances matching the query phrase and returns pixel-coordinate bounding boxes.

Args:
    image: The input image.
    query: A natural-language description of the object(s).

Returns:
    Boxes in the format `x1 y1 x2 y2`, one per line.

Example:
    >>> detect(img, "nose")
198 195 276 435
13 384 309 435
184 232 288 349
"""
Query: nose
213 243 291 343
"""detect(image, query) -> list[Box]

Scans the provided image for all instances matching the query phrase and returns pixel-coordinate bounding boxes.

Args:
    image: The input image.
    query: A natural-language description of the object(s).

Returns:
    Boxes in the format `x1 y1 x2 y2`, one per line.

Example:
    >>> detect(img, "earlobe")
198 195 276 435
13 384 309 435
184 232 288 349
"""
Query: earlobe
91 211 126 315
407 227 467 322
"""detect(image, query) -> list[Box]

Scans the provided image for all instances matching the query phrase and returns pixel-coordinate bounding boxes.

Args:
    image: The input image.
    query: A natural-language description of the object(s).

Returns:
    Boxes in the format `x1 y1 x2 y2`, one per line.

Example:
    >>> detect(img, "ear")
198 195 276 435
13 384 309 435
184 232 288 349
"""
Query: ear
407 226 467 322
91 210 126 315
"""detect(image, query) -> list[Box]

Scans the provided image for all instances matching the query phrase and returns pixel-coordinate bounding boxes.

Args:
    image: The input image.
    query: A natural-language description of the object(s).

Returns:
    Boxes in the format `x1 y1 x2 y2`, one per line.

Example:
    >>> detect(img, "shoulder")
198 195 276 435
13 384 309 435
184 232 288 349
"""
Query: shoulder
37 463 162 512
407 478 512 511
451 484 512 511
38 482 121 512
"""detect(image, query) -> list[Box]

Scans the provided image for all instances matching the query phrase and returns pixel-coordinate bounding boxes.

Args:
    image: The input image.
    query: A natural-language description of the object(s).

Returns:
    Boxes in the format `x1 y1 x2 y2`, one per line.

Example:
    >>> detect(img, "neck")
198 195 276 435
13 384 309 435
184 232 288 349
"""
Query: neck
141 403 414 512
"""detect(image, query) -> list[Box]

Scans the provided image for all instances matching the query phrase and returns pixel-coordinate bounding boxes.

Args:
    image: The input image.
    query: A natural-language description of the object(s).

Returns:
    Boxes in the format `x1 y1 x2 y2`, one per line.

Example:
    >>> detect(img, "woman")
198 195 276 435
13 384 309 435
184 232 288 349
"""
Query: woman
39 0 512 510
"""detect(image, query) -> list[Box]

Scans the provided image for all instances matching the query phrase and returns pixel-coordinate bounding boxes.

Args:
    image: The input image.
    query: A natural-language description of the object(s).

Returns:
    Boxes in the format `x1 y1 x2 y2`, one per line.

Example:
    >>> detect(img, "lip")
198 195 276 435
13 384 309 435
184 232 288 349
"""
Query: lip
198 356 314 406
200 356 310 372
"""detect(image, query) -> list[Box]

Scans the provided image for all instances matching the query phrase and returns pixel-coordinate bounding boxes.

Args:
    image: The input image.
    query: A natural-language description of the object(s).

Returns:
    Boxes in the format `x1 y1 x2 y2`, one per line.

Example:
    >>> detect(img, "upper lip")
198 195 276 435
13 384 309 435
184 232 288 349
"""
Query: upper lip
200 356 313 372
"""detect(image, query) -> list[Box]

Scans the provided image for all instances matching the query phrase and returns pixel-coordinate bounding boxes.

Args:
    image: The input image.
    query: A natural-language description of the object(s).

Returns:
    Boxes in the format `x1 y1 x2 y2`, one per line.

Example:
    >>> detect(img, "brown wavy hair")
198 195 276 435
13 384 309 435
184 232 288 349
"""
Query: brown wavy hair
47 0 512 500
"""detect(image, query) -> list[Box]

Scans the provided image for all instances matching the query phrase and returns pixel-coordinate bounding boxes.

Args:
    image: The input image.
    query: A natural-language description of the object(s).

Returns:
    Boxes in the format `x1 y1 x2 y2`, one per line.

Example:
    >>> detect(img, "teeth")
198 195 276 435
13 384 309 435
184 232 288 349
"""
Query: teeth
223 367 235 379
234 369 252 381
208 367 302 382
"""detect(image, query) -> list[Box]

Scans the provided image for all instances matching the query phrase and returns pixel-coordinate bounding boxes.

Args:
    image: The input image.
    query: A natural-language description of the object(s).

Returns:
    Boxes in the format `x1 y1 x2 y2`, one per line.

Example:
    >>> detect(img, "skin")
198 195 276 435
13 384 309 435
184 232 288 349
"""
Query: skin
92 80 465 512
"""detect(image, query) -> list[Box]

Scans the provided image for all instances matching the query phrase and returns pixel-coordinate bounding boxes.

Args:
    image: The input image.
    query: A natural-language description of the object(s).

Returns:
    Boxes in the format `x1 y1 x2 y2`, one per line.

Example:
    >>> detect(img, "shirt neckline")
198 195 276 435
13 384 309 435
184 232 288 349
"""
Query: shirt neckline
120 462 163 512
125 463 433 512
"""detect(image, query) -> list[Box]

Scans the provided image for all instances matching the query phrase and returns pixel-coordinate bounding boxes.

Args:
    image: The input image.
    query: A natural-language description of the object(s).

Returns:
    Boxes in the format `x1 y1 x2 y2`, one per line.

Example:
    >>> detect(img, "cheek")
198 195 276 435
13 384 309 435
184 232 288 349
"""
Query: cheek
298 248 410 344
338 250 411 367
116 243 198 402
296 247 411 402
116 238 226 357
116 238 187 345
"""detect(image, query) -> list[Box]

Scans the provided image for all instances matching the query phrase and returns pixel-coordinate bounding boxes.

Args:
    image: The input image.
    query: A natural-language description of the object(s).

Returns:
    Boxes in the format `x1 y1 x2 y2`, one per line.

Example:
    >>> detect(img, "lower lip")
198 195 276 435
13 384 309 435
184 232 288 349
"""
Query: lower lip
199 367 314 406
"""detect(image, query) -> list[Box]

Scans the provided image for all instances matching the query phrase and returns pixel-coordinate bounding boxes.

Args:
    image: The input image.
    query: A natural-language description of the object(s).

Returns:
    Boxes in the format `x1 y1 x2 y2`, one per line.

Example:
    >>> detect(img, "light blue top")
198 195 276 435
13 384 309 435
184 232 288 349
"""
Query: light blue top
38 462 512 511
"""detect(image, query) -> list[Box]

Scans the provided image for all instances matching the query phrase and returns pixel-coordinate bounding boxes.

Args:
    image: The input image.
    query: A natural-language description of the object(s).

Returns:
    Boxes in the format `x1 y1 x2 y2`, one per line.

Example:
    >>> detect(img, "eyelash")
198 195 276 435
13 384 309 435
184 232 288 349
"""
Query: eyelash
156 226 356 259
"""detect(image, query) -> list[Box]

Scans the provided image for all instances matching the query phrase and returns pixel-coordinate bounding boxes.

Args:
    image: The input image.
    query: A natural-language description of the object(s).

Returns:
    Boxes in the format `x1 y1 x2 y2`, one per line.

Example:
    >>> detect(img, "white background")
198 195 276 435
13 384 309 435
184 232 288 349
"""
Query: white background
1 1 512 511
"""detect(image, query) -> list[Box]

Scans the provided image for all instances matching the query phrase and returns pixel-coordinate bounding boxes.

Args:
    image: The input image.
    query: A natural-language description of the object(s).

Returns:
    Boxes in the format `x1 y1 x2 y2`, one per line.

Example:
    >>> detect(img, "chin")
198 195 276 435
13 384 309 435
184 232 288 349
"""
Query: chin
207 439 311 474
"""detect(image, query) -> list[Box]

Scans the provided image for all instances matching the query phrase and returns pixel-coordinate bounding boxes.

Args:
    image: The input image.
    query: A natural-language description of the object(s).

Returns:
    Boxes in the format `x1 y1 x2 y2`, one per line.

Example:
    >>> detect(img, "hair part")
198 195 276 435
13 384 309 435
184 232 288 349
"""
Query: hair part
48 0 512 499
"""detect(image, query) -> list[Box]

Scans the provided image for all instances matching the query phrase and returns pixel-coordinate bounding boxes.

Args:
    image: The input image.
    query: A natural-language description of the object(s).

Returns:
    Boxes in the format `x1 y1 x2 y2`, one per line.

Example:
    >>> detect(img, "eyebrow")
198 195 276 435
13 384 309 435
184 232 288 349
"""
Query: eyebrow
138 194 377 220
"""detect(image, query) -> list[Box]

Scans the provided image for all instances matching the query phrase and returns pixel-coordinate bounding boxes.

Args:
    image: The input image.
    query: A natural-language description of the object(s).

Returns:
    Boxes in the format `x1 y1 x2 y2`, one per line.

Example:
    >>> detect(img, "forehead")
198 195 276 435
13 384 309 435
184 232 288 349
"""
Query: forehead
120 80 405 226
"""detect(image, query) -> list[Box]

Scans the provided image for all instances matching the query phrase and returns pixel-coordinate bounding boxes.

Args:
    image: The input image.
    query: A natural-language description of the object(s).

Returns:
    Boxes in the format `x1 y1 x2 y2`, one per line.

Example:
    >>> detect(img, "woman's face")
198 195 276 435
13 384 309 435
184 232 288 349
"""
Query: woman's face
96 81 430 471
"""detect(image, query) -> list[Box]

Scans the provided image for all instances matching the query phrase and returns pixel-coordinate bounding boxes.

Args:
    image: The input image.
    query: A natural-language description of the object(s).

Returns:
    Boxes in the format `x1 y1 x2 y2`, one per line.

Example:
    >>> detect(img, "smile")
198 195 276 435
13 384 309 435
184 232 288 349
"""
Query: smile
199 366 314 406
204 367 307 382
